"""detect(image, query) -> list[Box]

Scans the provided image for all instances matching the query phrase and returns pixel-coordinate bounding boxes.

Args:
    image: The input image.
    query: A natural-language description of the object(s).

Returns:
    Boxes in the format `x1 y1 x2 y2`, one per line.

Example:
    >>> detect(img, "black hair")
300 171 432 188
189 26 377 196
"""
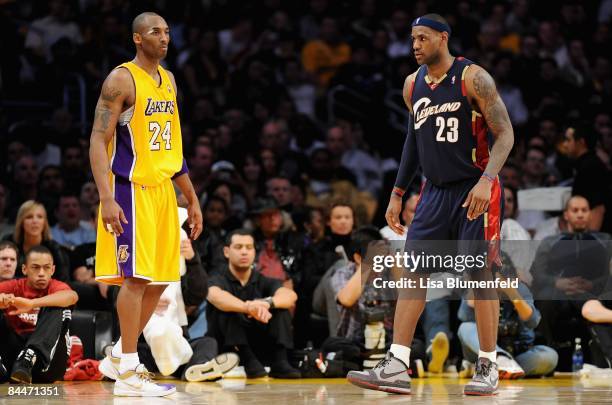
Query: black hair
266 175 292 185
25 245 53 263
224 228 254 246
503 185 519 218
347 226 382 260
204 195 229 213
526 145 547 157
567 121 598 150
58 191 80 201
564 194 590 211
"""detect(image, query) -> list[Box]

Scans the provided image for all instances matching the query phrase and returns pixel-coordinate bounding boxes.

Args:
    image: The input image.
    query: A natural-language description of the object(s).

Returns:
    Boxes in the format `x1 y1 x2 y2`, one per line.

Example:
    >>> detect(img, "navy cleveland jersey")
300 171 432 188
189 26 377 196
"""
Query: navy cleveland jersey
408 57 490 186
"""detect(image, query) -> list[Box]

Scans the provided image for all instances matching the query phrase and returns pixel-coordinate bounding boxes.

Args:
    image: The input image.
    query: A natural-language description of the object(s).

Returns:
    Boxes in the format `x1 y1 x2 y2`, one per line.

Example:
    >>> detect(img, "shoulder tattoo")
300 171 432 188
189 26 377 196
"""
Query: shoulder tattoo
100 83 122 102
472 69 496 104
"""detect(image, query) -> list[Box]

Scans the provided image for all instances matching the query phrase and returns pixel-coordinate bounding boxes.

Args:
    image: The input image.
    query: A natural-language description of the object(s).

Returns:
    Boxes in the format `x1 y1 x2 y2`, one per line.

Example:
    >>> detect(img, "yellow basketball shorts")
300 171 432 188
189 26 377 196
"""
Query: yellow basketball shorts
95 176 180 285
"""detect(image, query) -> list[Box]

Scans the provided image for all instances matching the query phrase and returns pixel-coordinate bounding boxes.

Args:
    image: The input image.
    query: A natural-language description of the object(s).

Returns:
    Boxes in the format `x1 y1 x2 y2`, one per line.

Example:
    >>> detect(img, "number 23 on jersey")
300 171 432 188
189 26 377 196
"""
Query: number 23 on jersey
435 116 458 143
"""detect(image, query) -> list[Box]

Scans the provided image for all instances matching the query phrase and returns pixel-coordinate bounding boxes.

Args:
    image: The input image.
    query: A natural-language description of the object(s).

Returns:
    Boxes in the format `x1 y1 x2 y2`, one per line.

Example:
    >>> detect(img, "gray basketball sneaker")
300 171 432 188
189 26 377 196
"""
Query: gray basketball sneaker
347 352 411 395
464 357 499 396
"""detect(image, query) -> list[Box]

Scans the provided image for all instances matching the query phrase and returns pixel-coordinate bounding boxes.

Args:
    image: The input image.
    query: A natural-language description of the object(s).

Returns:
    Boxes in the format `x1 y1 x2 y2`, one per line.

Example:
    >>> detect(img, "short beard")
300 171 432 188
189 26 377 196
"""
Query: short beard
424 51 441 67
230 264 252 273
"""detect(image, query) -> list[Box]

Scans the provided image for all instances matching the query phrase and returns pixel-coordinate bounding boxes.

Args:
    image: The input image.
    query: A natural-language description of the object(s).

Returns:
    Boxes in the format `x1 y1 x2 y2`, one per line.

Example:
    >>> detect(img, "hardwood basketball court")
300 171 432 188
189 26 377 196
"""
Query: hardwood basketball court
2 375 611 404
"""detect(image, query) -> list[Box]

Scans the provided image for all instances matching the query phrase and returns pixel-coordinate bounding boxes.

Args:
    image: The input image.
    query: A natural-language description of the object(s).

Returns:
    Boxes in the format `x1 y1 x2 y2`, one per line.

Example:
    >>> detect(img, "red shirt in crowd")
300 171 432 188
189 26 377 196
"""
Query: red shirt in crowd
0 278 72 336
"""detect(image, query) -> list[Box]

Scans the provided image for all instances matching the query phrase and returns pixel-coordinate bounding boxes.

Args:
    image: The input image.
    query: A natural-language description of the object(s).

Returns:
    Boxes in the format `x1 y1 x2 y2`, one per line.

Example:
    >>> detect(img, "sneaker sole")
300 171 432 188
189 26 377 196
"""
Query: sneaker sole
98 356 120 381
428 332 449 374
185 353 240 382
114 385 176 397
464 390 498 396
9 371 31 384
499 369 525 380
347 376 411 395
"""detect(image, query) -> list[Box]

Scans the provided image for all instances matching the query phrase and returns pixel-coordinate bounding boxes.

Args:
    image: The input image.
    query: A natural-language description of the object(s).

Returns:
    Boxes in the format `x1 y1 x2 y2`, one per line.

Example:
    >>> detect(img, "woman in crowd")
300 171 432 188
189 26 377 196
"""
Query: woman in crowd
240 152 266 205
3 200 69 281
296 201 355 346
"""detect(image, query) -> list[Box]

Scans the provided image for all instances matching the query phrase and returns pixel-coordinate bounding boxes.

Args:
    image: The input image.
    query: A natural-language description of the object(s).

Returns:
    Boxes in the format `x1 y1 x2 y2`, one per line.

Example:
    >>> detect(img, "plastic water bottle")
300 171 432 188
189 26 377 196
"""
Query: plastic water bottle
572 337 584 372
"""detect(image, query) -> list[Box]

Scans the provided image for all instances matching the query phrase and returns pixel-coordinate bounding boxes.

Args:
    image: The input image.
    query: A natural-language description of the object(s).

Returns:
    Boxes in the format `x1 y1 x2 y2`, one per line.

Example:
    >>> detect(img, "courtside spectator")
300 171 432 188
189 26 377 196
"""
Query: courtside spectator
0 241 19 281
532 196 611 351
0 245 78 383
563 122 610 231
4 201 69 282
206 229 300 378
51 193 96 249
581 293 612 368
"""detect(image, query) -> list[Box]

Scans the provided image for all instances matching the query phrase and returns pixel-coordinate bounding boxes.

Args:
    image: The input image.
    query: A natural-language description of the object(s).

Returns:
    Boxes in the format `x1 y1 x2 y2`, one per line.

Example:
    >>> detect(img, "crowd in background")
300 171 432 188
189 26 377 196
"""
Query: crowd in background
1 0 612 381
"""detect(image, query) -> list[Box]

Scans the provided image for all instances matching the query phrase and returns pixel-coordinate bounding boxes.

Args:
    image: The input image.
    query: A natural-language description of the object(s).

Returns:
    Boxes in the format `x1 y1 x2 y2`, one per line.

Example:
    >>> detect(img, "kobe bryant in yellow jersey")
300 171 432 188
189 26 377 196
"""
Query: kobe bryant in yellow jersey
88 12 202 397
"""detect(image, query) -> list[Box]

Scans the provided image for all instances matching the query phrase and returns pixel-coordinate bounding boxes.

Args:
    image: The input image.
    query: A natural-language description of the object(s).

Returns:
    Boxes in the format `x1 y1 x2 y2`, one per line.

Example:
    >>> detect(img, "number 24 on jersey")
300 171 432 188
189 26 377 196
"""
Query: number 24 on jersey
149 121 172 150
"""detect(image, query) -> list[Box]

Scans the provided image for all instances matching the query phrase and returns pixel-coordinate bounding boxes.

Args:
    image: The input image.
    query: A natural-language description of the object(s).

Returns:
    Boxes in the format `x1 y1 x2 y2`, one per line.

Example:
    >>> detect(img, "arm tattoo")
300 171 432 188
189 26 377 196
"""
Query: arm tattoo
473 70 512 137
92 103 112 134
473 70 496 104
92 82 122 134
472 68 514 176
100 85 122 102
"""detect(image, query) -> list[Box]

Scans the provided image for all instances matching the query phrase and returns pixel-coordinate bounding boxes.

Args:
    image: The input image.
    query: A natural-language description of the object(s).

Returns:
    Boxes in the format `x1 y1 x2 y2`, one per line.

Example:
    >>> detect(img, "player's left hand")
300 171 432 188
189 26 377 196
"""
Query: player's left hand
462 178 492 221
8 297 34 315
187 202 203 240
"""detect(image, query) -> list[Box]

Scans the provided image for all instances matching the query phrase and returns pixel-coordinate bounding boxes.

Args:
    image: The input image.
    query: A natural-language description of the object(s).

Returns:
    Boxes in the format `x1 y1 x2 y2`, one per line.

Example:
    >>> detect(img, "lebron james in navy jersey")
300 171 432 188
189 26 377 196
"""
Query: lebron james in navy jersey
348 14 514 396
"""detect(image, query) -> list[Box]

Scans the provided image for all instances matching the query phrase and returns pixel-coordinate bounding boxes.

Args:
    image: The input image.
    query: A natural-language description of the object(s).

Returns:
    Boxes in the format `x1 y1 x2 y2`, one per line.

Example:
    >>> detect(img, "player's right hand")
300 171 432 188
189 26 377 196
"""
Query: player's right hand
0 293 15 308
8 297 34 315
101 197 128 234
246 300 272 323
386 196 405 235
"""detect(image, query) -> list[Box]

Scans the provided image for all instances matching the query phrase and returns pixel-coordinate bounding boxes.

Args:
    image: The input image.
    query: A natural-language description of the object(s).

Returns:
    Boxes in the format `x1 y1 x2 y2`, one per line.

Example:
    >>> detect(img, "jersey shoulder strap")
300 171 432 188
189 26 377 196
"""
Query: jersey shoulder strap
406 65 424 113
456 57 474 97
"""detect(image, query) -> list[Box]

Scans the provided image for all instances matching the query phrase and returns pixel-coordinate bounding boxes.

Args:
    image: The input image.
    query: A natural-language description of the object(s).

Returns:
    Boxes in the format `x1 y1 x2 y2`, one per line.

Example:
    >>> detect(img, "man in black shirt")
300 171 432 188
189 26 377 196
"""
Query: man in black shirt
564 122 610 232
582 292 612 368
532 196 611 360
206 229 300 378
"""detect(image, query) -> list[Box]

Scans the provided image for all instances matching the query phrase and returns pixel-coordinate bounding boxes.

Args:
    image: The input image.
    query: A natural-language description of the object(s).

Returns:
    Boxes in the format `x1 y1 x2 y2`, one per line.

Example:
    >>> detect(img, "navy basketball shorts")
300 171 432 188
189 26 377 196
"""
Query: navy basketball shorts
405 176 503 274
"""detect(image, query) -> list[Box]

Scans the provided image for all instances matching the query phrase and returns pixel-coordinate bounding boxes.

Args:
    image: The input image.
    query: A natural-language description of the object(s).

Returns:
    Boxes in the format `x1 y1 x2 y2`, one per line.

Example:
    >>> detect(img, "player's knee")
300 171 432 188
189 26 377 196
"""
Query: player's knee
122 277 150 292
146 284 167 295
532 346 558 374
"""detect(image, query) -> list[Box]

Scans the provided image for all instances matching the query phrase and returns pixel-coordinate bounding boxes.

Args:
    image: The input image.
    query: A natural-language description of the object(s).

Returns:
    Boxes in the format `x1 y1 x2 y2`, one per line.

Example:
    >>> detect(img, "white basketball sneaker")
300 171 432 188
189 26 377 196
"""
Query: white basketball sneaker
114 364 176 397
98 353 120 380
497 354 525 379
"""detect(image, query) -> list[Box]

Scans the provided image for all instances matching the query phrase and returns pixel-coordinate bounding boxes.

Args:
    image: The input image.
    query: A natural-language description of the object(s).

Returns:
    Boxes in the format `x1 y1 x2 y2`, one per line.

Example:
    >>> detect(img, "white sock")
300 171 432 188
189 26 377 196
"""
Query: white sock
390 344 411 366
119 352 140 374
111 338 122 358
478 350 496 362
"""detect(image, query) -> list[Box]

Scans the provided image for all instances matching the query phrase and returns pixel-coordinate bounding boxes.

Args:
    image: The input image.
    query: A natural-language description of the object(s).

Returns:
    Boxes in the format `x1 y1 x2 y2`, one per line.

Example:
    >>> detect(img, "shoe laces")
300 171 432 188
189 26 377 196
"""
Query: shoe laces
135 365 155 383
21 349 36 364
477 360 492 378
375 353 393 369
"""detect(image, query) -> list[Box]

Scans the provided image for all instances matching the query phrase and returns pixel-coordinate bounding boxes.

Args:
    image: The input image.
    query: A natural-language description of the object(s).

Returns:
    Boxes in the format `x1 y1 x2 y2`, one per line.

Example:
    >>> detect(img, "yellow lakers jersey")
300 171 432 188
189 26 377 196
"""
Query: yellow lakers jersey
108 62 184 186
